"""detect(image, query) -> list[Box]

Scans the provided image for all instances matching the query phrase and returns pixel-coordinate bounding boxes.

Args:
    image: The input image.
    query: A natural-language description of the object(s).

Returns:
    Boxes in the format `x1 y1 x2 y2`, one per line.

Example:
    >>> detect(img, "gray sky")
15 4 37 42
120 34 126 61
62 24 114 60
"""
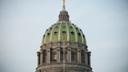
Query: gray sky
0 0 128 72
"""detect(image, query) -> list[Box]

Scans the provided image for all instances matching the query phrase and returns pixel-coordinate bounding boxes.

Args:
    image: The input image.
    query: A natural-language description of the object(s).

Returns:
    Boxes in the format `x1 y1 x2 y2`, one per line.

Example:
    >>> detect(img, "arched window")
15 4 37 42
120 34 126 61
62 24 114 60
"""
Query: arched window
50 49 57 63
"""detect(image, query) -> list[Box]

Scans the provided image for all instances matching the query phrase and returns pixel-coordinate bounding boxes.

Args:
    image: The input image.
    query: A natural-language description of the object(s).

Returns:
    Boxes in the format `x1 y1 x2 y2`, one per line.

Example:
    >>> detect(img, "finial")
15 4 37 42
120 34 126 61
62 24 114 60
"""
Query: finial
62 0 65 10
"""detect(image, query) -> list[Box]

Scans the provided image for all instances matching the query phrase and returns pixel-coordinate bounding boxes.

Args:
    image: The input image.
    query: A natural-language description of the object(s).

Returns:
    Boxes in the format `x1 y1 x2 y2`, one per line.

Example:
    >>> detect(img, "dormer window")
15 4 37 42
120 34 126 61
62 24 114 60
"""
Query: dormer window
47 33 50 35
76 27 78 30
71 32 74 35
78 33 81 36
54 32 58 34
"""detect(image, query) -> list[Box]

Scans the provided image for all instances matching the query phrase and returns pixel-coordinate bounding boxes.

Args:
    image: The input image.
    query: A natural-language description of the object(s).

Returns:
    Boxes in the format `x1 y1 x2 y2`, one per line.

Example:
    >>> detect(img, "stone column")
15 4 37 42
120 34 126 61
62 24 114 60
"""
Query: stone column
40 51 43 65
67 48 71 63
57 48 60 63
47 49 50 64
77 50 81 64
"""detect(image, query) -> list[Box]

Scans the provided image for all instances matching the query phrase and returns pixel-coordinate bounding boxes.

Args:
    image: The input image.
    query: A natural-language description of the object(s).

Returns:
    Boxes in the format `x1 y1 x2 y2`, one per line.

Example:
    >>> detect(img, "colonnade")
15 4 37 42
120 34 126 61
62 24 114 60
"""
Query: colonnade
37 48 91 66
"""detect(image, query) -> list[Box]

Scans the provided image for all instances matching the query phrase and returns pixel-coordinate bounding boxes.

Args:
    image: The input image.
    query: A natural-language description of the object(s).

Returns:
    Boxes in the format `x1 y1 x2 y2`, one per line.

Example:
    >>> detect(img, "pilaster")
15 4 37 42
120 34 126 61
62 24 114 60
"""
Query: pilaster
67 48 71 63
57 48 60 63
47 49 50 64
77 50 81 64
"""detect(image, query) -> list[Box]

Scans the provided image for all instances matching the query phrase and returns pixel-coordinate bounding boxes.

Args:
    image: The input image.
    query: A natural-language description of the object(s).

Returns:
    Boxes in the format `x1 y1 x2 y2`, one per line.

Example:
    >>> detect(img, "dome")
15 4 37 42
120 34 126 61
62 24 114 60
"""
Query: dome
42 21 86 45
41 10 87 49
37 3 92 72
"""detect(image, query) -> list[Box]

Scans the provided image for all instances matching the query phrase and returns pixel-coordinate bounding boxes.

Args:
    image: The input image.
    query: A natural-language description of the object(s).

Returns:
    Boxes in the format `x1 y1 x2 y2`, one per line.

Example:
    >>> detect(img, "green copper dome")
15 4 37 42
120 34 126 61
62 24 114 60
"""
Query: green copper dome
42 10 87 45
